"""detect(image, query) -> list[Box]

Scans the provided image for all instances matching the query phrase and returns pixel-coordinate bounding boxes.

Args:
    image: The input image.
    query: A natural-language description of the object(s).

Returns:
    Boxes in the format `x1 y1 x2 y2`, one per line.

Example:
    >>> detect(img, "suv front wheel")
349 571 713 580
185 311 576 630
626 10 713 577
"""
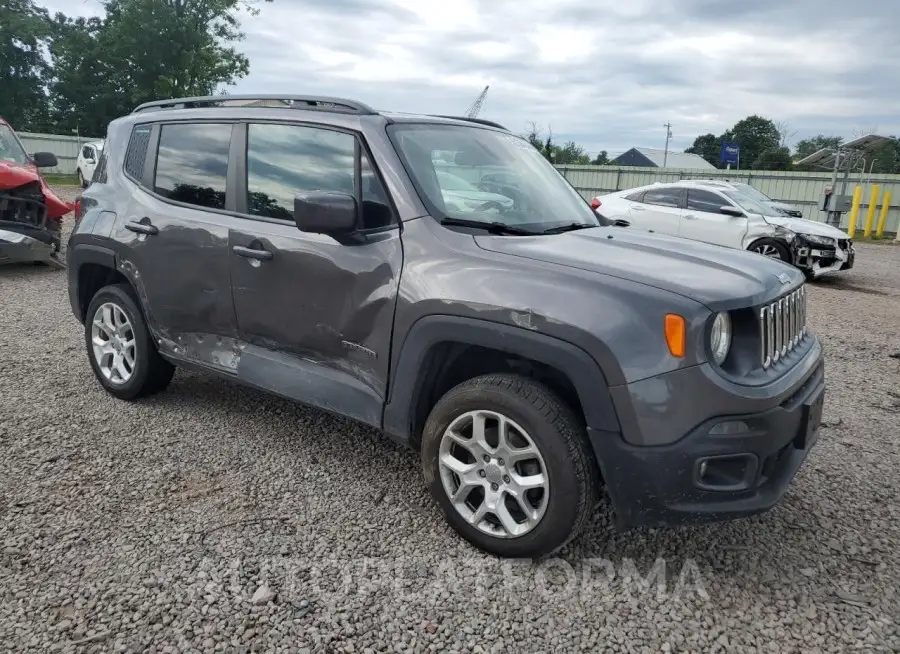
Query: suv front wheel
421 374 599 558
84 283 174 400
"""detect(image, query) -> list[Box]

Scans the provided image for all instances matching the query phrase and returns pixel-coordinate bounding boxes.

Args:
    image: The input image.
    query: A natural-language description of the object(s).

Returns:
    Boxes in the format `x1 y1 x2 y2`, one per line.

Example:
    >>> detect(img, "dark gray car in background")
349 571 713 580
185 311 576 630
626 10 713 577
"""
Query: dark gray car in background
67 95 826 557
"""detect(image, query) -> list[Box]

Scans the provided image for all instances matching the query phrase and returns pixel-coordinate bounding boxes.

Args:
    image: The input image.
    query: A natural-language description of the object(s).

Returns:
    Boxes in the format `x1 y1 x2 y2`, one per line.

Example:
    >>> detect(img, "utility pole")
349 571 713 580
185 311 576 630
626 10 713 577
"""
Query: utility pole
663 122 673 168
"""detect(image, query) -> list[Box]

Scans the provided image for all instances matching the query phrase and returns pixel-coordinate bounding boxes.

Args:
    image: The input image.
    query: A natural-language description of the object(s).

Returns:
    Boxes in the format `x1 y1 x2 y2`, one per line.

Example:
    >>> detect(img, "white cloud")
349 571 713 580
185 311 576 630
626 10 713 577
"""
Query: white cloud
37 0 900 156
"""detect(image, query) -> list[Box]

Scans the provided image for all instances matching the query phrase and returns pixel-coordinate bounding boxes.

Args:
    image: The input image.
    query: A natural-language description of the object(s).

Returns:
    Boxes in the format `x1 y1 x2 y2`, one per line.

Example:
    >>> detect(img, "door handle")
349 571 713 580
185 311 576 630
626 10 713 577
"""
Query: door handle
631 206 645 211
683 214 698 220
125 220 158 235
232 245 273 261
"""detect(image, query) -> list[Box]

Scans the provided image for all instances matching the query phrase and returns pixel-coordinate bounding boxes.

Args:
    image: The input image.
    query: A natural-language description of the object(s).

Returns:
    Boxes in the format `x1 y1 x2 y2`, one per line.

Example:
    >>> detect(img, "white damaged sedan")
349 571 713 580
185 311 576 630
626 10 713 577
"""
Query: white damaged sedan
592 181 854 279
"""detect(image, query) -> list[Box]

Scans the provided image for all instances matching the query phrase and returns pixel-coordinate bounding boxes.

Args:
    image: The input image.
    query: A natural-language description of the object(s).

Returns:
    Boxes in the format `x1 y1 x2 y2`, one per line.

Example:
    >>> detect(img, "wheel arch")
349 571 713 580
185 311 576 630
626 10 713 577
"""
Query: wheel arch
383 315 622 450
68 245 130 323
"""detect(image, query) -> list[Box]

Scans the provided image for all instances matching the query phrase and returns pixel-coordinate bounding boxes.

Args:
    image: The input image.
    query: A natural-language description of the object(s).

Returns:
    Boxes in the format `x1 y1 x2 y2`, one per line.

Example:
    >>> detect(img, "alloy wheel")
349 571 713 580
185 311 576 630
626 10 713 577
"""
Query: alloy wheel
90 302 137 385
753 244 782 259
438 409 549 538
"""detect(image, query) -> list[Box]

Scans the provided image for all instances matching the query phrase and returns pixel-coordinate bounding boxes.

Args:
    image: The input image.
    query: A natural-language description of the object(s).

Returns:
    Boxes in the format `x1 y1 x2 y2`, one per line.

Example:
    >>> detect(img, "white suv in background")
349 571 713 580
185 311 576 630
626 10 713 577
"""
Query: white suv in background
76 141 104 188
593 181 854 279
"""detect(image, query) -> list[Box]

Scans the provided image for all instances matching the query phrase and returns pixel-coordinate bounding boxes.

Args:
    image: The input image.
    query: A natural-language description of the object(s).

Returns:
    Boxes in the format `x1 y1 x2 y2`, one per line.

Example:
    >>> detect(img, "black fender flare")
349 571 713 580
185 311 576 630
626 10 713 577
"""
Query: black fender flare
67 244 118 323
382 315 622 446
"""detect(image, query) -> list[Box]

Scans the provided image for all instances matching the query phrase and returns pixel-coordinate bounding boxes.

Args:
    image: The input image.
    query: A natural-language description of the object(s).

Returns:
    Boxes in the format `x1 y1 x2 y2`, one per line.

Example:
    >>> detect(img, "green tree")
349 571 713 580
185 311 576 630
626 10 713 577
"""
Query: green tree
794 134 842 160
47 0 271 136
0 0 52 130
591 150 609 165
555 140 590 165
752 146 793 171
729 115 780 170
685 133 722 168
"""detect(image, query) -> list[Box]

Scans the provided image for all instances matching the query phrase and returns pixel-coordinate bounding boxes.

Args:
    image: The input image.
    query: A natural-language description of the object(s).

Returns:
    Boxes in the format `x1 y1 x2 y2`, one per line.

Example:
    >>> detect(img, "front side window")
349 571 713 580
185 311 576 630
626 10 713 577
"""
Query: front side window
642 188 682 208
389 124 598 233
0 123 29 165
154 123 232 210
246 123 394 229
687 189 726 213
246 123 355 221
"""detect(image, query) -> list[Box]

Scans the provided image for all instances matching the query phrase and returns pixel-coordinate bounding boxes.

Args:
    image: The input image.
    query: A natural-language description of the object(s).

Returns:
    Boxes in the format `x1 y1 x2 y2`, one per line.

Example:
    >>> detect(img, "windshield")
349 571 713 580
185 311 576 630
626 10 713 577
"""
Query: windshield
723 189 777 216
0 124 29 165
389 124 599 232
731 182 772 204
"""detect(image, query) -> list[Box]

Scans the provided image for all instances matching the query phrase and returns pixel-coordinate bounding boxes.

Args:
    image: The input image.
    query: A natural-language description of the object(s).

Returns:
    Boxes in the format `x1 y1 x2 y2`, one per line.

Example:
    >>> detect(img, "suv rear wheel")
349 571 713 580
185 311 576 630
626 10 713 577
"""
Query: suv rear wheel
421 374 598 558
84 283 174 400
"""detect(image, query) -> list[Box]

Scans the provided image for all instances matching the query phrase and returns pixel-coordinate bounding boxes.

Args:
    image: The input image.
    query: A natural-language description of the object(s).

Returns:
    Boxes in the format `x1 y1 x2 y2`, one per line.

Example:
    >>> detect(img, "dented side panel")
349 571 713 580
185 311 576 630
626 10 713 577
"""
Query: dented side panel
118 187 240 357
229 220 403 400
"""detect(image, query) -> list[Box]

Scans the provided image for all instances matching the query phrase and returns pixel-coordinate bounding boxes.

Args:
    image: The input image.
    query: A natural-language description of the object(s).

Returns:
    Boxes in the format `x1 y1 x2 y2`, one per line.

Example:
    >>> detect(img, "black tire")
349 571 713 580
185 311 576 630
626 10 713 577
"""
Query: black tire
77 169 86 188
748 238 791 263
84 283 174 400
421 373 599 558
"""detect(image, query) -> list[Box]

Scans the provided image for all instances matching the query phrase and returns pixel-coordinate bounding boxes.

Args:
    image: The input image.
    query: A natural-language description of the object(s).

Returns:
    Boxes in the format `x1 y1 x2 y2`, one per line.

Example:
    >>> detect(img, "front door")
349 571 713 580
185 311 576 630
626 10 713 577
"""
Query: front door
119 121 239 365
228 122 402 425
630 187 684 236
679 188 747 248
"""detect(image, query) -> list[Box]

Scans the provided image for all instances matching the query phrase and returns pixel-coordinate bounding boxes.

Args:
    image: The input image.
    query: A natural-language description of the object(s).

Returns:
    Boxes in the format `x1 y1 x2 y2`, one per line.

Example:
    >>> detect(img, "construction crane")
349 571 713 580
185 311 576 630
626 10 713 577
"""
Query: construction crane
465 85 489 118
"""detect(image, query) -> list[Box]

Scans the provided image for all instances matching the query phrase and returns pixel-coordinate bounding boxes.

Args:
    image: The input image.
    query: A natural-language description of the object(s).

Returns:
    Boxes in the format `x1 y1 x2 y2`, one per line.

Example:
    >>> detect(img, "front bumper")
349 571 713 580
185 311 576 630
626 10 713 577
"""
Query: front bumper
0 228 59 266
592 343 825 529
793 240 854 277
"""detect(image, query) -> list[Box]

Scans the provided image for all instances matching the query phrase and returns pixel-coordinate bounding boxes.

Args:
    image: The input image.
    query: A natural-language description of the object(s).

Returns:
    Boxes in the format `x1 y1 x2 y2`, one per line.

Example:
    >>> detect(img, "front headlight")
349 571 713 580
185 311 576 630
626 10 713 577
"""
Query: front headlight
710 312 732 365
799 233 834 246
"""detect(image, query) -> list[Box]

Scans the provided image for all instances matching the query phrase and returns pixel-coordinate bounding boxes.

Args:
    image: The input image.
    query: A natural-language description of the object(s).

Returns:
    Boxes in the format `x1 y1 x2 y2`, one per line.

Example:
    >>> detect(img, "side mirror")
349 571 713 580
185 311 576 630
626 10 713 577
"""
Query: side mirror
32 152 58 168
613 219 631 227
719 205 745 217
293 191 357 235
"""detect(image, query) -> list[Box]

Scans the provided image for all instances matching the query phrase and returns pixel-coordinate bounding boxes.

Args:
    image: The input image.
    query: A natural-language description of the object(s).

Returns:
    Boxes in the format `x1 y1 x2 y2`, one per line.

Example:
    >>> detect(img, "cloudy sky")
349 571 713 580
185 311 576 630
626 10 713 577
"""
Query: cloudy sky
48 0 900 158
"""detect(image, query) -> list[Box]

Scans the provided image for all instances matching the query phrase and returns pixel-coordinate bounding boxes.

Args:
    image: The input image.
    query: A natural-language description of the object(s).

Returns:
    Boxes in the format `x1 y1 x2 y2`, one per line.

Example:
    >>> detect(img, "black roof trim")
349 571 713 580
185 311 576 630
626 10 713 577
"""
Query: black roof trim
132 95 377 115
429 115 509 131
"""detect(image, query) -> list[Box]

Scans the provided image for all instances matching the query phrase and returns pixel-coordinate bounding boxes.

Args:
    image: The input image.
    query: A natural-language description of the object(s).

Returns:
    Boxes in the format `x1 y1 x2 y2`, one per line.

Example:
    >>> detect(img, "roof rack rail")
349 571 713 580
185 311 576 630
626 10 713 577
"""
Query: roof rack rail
430 115 509 131
132 95 377 115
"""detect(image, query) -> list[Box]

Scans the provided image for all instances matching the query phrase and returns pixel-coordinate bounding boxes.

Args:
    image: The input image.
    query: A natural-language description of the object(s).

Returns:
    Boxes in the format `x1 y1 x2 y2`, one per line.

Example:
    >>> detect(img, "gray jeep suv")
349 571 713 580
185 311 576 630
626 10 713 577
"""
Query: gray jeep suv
67 95 826 558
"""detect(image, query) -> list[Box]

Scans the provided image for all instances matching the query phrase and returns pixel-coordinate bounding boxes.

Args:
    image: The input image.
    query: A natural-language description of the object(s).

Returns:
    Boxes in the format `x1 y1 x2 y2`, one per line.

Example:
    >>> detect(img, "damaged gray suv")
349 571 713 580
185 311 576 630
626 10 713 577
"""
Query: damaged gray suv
68 95 826 557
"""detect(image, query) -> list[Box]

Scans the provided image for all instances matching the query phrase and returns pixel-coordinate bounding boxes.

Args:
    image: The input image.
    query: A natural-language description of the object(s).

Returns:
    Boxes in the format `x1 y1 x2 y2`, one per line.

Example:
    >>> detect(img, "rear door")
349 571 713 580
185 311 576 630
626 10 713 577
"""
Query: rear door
628 187 684 236
680 188 747 248
117 121 239 366
227 121 402 426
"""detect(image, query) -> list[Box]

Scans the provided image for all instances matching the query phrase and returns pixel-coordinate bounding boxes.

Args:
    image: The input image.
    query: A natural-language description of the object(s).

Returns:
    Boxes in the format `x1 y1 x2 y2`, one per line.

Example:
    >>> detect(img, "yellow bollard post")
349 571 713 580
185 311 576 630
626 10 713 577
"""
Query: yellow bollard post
846 185 863 237
876 190 892 238
863 184 880 237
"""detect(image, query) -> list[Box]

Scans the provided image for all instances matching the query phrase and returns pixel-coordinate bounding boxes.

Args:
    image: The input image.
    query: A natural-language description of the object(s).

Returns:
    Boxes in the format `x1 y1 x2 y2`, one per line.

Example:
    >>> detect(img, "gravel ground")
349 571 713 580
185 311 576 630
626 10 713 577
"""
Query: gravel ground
1 187 898 653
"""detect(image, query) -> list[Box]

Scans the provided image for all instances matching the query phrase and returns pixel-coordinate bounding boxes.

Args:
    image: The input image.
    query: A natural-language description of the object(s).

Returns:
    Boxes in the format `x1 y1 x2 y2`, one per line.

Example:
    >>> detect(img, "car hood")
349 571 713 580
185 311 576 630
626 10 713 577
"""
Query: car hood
764 215 848 239
0 161 73 219
475 226 803 311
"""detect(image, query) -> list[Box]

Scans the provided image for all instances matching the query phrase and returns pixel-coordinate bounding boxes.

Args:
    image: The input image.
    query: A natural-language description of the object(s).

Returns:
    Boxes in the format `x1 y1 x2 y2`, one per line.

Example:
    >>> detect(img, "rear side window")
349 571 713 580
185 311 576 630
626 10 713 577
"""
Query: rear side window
124 125 152 181
686 189 726 213
92 152 108 184
626 190 645 202
643 188 682 208
154 123 232 210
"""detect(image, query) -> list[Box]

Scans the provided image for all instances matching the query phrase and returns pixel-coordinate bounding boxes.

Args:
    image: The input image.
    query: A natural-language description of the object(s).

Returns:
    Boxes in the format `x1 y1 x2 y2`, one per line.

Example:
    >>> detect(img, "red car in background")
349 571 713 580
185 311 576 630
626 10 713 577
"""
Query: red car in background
0 117 74 268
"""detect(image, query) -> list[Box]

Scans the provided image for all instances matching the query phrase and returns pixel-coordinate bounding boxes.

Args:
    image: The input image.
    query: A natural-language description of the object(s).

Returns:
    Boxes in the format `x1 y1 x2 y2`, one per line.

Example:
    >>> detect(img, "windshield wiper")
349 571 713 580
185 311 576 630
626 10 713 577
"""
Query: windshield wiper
541 222 597 234
440 217 536 235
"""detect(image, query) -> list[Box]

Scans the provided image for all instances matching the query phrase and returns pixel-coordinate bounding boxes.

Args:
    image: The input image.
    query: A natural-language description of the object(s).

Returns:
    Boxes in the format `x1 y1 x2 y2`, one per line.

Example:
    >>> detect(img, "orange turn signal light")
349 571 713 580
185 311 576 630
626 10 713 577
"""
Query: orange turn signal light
664 313 686 358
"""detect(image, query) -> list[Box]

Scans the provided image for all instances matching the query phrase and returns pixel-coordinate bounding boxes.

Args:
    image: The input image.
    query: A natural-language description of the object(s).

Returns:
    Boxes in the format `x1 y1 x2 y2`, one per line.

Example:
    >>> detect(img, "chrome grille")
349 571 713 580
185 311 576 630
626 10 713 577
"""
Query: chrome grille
759 286 806 369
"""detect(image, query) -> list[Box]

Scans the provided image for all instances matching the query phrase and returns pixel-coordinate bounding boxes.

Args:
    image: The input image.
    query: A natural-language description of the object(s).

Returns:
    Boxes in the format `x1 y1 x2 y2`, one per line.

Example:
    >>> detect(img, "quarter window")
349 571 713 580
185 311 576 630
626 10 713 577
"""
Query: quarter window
625 190 646 202
686 189 726 213
154 123 232 210
124 125 152 181
642 188 682 208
